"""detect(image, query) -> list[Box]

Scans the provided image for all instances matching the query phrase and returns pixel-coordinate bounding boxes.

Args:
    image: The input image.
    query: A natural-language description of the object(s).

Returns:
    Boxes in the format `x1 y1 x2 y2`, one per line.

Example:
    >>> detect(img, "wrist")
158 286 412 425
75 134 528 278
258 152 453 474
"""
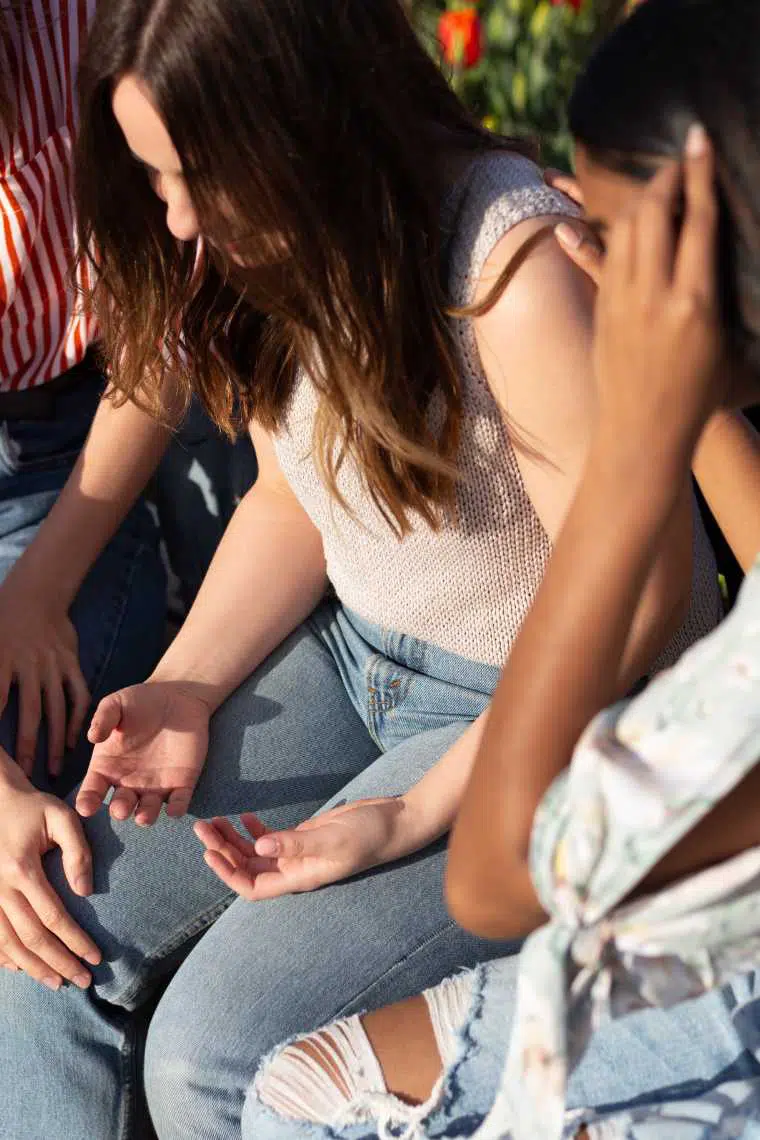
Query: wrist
585 433 687 520
2 553 80 612
146 663 221 717
385 794 444 861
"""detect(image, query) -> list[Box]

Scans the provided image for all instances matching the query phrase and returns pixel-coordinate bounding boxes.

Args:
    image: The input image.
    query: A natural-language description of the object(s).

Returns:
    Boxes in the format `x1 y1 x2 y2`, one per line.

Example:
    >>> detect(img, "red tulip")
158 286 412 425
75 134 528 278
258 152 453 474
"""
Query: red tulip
438 6 484 69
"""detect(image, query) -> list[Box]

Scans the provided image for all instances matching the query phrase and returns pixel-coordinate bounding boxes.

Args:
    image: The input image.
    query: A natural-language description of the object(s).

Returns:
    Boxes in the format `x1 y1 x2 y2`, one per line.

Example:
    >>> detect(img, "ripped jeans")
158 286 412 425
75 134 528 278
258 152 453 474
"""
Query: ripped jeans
243 567 760 1140
242 959 760 1140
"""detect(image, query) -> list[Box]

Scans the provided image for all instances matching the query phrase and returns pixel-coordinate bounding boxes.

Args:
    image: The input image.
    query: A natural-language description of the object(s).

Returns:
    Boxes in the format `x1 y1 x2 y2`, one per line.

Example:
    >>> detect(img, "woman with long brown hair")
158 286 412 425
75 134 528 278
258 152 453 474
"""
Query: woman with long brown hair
0 1 721 1138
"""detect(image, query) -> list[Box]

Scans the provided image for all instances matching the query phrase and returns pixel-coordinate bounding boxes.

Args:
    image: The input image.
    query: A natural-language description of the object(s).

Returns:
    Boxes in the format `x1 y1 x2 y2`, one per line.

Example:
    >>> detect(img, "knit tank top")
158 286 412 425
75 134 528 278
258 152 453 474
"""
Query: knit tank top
273 151 722 668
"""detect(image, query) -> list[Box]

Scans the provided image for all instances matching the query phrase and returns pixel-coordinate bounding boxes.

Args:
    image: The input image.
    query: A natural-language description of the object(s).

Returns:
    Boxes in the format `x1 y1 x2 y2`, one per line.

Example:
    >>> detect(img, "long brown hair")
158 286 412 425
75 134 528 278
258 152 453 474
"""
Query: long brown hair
76 0 532 533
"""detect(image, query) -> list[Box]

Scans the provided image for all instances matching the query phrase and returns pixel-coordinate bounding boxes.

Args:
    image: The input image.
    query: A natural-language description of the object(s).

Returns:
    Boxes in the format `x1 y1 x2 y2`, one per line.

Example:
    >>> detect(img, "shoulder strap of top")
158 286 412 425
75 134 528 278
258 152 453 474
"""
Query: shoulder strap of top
440 150 578 308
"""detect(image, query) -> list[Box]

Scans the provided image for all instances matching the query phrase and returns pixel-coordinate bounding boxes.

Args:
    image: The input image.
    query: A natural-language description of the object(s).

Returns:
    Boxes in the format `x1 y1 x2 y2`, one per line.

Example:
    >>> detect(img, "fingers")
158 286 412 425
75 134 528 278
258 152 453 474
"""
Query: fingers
194 817 258 859
165 787 193 818
675 124 717 302
601 210 636 293
636 161 681 296
43 658 67 778
544 168 585 208
109 787 139 821
240 813 269 844
133 792 163 827
195 827 245 871
201 849 260 899
75 767 114 818
554 222 603 285
49 805 94 900
254 825 327 860
0 896 91 990
63 661 91 753
21 864 100 968
87 692 123 745
16 666 42 776
0 906 65 989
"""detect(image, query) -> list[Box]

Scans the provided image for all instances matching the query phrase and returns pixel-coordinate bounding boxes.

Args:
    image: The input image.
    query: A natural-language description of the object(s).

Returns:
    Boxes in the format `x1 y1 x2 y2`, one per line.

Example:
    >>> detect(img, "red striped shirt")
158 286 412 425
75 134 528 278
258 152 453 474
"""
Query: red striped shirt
0 0 97 391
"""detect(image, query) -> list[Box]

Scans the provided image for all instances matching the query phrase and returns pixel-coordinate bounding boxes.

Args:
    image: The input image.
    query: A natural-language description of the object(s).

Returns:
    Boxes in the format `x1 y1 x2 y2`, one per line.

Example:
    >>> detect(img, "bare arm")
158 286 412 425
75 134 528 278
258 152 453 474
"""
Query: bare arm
693 408 760 573
151 423 327 710
475 217 693 695
447 443 683 938
0 389 174 771
448 143 727 939
4 390 172 608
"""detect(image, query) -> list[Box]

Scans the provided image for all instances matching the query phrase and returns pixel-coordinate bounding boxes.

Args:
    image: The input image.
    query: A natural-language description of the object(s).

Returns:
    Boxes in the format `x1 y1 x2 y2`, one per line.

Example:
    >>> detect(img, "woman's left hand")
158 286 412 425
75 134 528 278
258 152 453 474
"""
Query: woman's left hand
194 797 409 900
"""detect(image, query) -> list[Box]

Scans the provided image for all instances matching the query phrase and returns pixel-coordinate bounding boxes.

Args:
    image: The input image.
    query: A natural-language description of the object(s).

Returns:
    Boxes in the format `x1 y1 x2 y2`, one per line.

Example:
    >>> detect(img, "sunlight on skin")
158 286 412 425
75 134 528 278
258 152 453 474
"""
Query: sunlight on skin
112 75 200 242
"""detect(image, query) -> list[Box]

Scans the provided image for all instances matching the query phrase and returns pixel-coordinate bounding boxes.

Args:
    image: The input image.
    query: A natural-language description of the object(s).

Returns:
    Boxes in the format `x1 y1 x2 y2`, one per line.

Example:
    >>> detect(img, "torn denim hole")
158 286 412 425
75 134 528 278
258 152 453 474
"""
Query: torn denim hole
254 972 475 1140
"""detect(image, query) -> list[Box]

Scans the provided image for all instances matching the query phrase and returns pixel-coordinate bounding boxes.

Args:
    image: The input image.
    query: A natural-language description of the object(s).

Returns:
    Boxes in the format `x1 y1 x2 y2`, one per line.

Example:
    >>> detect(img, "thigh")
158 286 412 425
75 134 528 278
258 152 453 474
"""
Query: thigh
423 964 760 1140
145 723 519 1140
35 623 380 1010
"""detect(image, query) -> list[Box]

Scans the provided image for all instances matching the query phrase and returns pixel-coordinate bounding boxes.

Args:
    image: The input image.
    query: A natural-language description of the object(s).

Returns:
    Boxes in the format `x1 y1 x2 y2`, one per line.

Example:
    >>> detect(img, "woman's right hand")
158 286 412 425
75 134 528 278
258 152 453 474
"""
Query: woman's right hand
0 757 101 988
76 681 212 825
0 579 91 777
592 126 725 456
543 168 604 286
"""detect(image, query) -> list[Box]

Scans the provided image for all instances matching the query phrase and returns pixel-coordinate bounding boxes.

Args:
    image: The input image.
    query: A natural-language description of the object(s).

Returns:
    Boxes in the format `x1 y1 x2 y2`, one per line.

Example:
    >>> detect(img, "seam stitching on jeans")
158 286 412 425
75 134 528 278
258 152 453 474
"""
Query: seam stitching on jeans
116 890 236 1009
332 918 461 1019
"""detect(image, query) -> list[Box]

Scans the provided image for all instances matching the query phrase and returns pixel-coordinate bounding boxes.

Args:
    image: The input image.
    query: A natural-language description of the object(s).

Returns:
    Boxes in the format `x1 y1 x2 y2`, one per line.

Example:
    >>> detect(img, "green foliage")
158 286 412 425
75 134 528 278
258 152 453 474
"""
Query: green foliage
411 0 628 170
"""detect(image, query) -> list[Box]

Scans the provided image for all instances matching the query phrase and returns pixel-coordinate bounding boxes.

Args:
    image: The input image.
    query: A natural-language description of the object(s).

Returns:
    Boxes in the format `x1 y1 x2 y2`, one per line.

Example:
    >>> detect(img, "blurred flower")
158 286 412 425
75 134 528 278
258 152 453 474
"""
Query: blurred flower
551 0 583 8
438 6 484 69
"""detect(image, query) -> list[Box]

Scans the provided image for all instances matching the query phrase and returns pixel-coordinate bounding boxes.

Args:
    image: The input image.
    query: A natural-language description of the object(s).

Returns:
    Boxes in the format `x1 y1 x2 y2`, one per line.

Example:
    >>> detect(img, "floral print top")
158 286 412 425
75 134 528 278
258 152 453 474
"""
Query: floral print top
474 564 760 1140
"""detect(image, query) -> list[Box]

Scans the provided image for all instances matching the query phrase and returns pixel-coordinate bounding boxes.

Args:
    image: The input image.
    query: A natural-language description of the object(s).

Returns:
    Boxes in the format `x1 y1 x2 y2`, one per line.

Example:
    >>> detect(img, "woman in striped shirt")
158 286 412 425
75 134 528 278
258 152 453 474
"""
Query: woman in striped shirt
0 1 257 999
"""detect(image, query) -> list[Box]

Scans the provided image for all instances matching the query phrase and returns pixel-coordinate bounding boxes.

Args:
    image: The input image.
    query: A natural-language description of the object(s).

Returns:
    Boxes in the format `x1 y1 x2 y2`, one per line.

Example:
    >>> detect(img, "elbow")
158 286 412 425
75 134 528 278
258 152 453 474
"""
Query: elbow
444 853 545 942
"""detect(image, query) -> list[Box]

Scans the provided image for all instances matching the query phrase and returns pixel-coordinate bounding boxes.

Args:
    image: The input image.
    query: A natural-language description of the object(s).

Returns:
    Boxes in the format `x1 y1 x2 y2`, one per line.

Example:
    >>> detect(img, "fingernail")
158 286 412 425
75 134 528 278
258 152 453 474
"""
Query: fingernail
685 123 708 158
73 973 91 990
75 876 92 896
555 221 583 250
255 837 279 856
42 976 61 991
84 950 101 966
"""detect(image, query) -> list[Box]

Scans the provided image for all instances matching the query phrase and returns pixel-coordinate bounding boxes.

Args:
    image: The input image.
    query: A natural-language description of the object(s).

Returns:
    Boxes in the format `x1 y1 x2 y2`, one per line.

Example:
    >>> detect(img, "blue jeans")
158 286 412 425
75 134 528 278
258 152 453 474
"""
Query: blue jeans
242 959 760 1140
0 600 517 1140
0 372 166 789
151 398 258 612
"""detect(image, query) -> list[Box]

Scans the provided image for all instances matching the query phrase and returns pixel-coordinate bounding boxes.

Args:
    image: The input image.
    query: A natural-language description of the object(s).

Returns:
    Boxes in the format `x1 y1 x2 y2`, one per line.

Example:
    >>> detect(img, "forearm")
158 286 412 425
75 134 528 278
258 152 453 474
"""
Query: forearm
7 392 171 607
152 480 327 711
617 476 693 688
447 438 686 938
378 714 488 862
693 409 760 572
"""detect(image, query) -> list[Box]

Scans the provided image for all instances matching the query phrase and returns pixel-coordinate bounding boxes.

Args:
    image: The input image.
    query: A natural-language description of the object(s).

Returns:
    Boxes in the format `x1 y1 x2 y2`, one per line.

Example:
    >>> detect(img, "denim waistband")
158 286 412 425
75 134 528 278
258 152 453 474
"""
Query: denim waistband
0 348 104 422
339 603 501 697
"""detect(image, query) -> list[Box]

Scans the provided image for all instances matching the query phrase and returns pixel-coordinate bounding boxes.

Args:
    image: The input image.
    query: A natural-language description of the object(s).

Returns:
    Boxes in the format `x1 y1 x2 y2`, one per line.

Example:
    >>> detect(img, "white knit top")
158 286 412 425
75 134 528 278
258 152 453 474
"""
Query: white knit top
273 151 722 667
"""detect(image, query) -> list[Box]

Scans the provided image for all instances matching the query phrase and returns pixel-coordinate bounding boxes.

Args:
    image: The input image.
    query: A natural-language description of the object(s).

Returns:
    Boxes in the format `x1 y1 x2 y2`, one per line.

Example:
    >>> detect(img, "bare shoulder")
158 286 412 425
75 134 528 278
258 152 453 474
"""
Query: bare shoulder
473 213 595 322
472 215 595 409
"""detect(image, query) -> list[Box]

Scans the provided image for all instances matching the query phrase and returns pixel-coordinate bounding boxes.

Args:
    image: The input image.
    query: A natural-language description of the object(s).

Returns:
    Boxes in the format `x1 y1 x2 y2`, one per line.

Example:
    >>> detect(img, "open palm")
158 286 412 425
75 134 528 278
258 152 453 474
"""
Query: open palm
194 798 404 900
76 682 211 826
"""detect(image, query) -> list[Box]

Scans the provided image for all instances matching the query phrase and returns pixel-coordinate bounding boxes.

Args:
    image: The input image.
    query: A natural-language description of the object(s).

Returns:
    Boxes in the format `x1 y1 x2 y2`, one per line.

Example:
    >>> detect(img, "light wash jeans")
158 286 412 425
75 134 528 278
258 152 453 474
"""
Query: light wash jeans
0 599 518 1140
242 959 760 1140
0 369 166 789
